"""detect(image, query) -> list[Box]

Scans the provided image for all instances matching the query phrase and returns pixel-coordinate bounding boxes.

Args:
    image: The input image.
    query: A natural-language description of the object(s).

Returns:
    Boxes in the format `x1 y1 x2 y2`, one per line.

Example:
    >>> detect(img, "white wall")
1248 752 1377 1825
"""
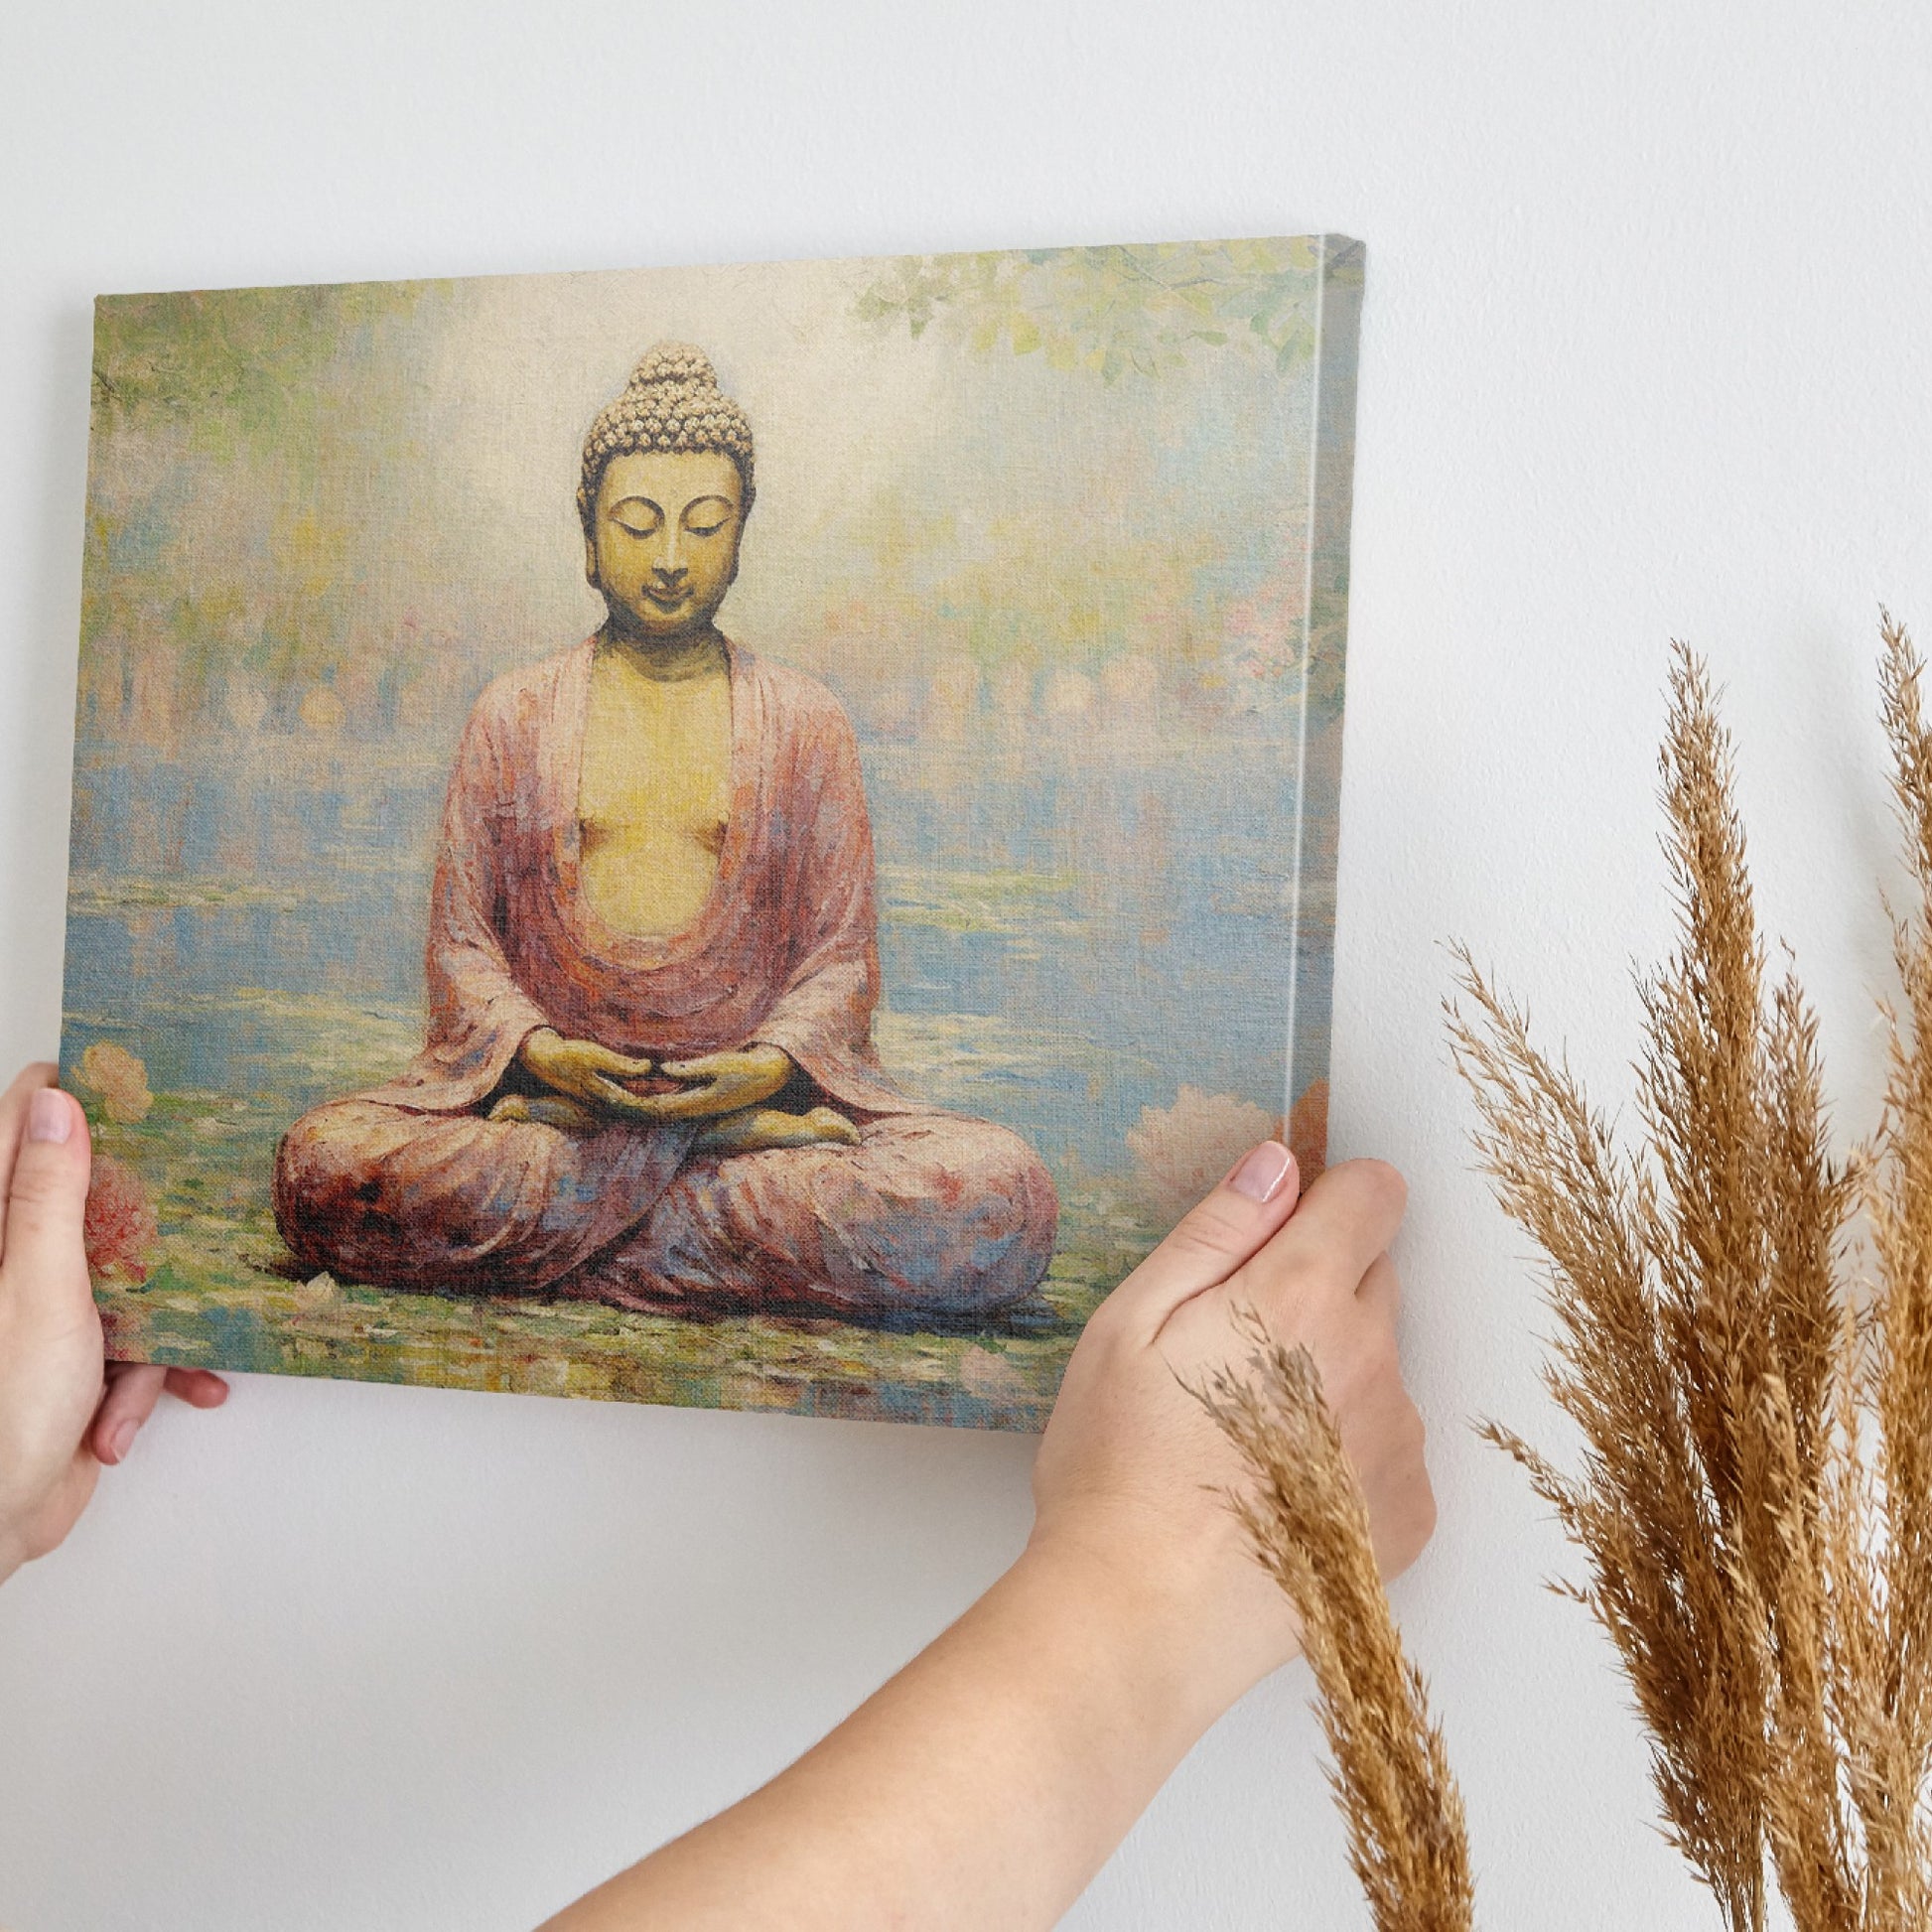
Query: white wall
3 3 1928 1924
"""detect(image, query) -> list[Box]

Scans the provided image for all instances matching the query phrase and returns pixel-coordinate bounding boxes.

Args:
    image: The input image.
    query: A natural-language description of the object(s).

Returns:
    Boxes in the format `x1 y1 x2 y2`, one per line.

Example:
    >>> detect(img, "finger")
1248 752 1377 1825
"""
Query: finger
92 1362 168 1464
2 1084 94 1324
163 1366 230 1409
1103 1142 1302 1336
0 1062 61 1260
586 1077 675 1119
657 1059 736 1082
588 1048 655 1078
1238 1160 1408 1311
89 1363 229 1465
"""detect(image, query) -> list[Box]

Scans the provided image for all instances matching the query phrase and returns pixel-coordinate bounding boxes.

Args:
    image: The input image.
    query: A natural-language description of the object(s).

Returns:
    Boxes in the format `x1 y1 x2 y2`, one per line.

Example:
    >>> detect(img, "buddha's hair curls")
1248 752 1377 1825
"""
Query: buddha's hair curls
577 342 757 536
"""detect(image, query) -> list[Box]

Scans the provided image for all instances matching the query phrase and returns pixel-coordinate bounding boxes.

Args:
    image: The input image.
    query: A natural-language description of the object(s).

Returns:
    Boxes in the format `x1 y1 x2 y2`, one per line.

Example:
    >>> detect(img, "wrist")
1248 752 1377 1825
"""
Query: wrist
738 1042 796 1103
517 1028 560 1070
1001 1531 1269 1751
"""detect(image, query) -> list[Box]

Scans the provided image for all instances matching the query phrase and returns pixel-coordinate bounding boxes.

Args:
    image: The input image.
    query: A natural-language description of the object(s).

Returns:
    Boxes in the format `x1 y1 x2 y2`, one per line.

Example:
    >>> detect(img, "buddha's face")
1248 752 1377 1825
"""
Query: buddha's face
586 449 745 642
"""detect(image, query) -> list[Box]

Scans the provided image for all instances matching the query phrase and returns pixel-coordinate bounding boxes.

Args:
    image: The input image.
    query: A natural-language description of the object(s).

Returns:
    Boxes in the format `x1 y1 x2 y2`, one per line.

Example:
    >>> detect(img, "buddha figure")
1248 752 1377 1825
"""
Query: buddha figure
272 344 1059 1322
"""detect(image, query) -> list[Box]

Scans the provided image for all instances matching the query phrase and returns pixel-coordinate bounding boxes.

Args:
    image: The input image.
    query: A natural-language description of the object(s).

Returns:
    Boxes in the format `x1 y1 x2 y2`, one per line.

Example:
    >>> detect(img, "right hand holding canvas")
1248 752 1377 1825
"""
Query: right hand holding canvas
1028 1146 1436 1723
545 1143 1436 1932
0 1063 227 1586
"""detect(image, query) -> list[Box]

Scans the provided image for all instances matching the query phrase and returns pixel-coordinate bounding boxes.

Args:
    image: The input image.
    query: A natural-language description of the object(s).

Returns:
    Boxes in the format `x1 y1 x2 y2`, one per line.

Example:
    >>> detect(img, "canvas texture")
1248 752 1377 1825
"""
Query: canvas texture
61 235 1363 1431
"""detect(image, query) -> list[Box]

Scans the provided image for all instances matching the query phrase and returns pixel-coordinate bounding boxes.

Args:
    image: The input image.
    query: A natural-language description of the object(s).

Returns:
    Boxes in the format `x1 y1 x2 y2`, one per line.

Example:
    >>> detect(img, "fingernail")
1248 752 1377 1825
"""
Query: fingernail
27 1089 72 1144
1229 1141 1295 1203
108 1419 138 1463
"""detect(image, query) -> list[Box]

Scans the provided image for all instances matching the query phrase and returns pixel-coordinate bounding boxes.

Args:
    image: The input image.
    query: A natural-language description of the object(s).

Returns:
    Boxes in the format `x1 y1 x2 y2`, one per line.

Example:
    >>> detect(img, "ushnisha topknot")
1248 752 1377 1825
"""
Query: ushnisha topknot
577 342 757 536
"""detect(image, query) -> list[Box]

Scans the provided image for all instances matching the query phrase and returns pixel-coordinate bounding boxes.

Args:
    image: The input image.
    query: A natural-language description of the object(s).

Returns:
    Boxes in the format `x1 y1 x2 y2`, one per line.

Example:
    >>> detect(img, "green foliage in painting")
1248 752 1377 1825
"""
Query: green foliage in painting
90 281 431 446
853 238 1324 379
82 281 440 730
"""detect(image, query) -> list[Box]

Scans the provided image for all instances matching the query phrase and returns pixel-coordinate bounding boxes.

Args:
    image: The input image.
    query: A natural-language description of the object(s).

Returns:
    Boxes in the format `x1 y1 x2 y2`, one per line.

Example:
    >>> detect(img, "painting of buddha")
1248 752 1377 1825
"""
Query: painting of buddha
61 236 1362 1427
271 345 1060 1323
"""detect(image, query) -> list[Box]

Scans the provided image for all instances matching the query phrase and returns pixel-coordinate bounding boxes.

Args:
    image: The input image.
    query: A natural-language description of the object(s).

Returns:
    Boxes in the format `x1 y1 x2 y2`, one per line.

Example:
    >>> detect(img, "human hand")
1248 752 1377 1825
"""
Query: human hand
623 1044 794 1123
0 1063 227 1585
516 1030 665 1118
1028 1145 1433 1723
533 1145 1430 1932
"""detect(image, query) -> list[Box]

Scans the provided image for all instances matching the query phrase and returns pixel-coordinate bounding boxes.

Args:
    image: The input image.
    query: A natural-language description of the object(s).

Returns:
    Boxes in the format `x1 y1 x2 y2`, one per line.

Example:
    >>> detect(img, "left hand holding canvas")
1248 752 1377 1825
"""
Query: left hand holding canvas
0 1063 226 1585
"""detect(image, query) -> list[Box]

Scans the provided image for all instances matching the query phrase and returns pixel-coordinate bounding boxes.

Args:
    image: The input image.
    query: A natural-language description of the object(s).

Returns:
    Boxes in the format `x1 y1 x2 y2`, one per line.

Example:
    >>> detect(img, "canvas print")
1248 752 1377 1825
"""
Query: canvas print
61 235 1362 1430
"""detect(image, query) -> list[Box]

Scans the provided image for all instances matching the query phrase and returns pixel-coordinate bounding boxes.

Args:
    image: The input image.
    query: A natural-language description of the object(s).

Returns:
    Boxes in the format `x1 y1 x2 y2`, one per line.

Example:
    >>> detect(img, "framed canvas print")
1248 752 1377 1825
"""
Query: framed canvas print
61 234 1363 1430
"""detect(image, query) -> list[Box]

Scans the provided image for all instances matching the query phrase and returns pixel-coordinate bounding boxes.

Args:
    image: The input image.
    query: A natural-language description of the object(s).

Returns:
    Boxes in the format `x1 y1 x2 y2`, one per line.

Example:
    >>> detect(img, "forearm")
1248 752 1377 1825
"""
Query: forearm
541 1543 1238 1931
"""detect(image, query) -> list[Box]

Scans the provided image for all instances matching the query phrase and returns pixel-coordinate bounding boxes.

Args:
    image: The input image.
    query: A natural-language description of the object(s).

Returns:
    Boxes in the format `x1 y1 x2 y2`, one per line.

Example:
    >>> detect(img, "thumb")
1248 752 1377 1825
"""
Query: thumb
599 1050 655 1077
1101 1141 1303 1337
2 1085 95 1323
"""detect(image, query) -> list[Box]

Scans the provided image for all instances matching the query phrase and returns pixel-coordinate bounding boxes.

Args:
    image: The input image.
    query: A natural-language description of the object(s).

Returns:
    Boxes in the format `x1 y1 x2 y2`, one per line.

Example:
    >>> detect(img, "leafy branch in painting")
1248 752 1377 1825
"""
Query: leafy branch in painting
853 237 1334 380
1217 615 1932 1928
838 235 1355 727
90 283 432 437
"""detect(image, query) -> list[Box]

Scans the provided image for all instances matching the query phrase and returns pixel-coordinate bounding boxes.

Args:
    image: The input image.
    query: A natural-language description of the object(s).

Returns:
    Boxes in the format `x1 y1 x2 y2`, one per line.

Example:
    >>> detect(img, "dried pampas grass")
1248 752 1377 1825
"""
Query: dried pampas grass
1446 614 1932 1930
1201 1315 1474 1932
1208 616 1932 1930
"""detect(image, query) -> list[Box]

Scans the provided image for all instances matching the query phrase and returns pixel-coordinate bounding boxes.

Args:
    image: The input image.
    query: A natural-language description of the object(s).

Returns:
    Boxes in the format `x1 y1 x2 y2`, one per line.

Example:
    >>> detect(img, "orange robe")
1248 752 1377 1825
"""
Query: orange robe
273 637 1058 1320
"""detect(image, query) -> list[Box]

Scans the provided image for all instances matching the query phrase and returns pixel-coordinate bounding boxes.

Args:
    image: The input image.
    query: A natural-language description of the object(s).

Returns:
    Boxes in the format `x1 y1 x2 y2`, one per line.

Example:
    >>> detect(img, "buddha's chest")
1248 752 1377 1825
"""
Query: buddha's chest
573 667 734 935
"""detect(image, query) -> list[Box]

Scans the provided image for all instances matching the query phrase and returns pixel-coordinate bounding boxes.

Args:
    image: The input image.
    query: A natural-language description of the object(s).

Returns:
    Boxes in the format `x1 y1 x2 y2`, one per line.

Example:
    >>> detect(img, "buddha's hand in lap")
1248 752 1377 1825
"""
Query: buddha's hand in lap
515 1029 665 1119
487 1092 604 1132
693 1105 861 1156
508 1035 802 1134
624 1044 795 1123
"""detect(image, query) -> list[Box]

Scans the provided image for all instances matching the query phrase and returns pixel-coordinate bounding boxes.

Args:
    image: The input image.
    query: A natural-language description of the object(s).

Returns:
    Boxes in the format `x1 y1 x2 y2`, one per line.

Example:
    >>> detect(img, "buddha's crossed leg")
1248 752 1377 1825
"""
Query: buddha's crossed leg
272 1098 697 1295
275 1099 1057 1324
557 1113 1059 1322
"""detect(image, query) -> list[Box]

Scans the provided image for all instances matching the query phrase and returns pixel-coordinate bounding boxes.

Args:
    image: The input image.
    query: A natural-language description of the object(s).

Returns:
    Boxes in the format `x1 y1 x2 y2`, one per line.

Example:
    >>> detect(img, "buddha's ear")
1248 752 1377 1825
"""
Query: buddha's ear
583 534 601 591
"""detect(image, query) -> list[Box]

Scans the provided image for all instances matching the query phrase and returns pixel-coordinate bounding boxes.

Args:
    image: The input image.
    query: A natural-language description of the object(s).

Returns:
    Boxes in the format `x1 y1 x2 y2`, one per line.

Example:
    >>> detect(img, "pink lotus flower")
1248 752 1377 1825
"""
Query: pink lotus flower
958 1345 1029 1402
84 1156 159 1284
1221 557 1311 709
1125 1085 1282 1224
